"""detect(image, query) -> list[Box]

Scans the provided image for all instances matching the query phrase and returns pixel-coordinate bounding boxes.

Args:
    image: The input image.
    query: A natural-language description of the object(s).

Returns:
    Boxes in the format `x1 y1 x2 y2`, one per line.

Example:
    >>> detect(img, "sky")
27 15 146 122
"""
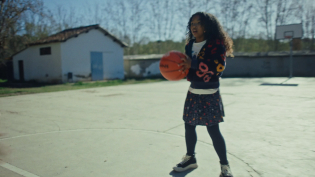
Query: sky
42 0 107 10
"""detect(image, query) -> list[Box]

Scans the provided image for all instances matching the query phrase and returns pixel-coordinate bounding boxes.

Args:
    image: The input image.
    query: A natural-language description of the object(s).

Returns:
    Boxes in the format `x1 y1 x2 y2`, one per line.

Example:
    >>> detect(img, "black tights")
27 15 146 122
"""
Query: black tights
185 123 228 165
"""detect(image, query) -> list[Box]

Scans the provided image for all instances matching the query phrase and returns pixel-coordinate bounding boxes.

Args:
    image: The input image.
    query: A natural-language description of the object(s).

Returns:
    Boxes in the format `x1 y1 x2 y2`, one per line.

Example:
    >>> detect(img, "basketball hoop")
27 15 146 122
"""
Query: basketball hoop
284 35 292 39
276 24 302 40
275 24 303 78
284 31 293 40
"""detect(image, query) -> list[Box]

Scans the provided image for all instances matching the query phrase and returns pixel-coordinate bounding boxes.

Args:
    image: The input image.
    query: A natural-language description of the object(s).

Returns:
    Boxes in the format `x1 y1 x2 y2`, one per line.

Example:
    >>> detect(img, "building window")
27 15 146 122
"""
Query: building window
40 47 51 55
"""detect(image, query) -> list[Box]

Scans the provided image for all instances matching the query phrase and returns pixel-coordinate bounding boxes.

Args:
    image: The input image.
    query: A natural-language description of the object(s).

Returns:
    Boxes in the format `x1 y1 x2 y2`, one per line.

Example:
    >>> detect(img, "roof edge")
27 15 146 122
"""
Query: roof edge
27 24 128 48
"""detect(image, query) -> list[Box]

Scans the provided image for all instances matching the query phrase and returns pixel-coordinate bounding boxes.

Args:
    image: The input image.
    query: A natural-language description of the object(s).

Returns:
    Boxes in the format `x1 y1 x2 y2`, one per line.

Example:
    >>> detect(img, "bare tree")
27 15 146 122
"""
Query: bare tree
274 0 301 28
230 0 253 51
255 0 275 39
219 0 244 39
238 0 253 38
111 0 130 53
304 0 315 50
22 6 54 40
54 5 71 31
128 0 148 54
162 0 177 40
94 3 101 25
149 0 162 41
275 0 289 25
102 1 116 34
202 0 217 13
148 0 177 42
312 11 315 50
177 0 201 39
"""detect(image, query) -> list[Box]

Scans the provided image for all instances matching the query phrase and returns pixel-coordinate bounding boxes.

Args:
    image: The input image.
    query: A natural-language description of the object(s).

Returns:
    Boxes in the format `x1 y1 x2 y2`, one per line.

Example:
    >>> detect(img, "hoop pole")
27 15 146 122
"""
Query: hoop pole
289 39 293 78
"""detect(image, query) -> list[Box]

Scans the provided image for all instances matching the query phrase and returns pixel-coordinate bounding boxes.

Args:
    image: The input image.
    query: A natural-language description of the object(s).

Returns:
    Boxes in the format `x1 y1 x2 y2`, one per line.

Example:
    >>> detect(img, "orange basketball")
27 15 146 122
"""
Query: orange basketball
159 51 189 81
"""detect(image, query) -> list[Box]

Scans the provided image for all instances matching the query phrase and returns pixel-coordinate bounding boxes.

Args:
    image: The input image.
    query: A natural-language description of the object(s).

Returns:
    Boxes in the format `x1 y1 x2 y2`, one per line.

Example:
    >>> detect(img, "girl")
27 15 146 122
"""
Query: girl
173 12 234 177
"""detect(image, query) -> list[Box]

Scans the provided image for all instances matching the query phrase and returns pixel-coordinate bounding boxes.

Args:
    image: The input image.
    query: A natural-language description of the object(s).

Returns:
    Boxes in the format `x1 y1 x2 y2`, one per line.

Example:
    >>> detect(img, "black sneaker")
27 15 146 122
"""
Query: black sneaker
219 164 233 177
173 154 198 172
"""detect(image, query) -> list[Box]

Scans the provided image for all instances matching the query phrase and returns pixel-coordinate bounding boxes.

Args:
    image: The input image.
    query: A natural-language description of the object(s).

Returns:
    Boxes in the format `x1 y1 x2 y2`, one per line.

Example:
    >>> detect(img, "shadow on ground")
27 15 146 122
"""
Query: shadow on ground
260 83 298 86
169 169 197 177
0 81 53 88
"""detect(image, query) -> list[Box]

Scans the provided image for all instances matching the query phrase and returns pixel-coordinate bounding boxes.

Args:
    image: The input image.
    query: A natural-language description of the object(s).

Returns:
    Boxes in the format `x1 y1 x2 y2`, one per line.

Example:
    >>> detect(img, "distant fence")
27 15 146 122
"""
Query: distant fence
124 51 315 78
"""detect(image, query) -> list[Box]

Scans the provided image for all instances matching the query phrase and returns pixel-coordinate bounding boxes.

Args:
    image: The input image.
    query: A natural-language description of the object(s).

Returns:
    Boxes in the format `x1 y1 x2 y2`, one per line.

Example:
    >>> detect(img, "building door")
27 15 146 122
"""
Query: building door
18 60 24 81
90 52 104 81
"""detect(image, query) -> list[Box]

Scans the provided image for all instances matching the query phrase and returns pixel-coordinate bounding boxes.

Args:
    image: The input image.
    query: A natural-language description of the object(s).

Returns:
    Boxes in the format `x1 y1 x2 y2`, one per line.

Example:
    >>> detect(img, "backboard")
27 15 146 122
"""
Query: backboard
276 23 303 40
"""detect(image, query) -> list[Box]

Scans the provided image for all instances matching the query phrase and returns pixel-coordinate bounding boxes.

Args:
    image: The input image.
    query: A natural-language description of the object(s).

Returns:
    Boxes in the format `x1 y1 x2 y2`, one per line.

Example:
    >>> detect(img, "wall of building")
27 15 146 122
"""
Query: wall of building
223 55 315 77
12 43 62 83
61 29 124 82
123 52 315 78
124 54 163 79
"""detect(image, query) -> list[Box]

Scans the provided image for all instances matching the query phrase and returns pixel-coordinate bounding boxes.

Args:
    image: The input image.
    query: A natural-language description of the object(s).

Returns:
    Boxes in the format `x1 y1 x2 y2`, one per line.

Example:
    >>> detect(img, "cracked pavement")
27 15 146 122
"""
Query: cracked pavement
0 77 314 177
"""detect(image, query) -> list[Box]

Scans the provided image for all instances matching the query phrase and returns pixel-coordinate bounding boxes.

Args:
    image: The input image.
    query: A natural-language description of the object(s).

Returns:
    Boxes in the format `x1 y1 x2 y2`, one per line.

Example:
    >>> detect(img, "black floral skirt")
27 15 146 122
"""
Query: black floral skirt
183 90 225 126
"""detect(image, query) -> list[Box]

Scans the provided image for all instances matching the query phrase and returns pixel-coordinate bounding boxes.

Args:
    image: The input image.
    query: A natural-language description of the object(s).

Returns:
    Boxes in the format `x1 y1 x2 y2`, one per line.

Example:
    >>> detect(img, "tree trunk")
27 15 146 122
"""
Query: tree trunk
312 14 315 50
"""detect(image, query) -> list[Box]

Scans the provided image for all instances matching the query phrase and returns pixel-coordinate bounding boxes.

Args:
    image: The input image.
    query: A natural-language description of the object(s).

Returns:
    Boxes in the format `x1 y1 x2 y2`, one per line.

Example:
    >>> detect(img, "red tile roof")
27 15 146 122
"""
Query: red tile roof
28 24 128 47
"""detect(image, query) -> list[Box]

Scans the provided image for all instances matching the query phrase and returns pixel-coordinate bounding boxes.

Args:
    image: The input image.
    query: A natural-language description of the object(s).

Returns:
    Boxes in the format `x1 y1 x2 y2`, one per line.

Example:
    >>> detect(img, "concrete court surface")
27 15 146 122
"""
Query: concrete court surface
0 77 314 177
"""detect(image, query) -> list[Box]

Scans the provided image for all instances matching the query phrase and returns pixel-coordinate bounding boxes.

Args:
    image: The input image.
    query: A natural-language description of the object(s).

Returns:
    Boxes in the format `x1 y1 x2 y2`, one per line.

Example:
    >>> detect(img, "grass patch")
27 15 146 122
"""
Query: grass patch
0 79 164 97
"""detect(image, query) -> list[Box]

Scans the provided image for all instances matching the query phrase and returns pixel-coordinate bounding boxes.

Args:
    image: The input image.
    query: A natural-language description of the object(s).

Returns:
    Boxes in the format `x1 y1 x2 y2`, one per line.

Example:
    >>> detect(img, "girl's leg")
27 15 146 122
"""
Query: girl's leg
206 124 228 165
173 123 198 172
185 123 197 156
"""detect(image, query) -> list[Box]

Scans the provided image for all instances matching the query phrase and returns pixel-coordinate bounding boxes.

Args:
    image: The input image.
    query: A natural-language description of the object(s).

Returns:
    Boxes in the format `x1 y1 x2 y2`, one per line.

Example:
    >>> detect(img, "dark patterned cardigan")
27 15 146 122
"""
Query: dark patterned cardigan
185 39 227 89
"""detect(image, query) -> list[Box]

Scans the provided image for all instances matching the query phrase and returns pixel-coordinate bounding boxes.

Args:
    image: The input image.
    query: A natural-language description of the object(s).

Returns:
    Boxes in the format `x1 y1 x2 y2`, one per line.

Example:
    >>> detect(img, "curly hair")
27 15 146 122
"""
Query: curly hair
186 12 234 57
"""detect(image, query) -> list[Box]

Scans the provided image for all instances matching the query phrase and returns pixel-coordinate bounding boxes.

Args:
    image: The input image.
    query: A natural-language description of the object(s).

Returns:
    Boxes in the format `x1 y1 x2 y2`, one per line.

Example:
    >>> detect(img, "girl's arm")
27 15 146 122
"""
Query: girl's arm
180 44 192 72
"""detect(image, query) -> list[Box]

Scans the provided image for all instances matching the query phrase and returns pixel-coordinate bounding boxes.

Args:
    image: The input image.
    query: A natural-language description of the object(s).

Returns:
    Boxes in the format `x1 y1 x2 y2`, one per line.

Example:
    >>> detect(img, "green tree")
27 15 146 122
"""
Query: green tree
0 0 43 62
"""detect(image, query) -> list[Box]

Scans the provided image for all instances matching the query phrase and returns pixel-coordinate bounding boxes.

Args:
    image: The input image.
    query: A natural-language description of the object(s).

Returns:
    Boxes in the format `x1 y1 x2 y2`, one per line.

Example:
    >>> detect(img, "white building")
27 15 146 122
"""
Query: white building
12 24 128 83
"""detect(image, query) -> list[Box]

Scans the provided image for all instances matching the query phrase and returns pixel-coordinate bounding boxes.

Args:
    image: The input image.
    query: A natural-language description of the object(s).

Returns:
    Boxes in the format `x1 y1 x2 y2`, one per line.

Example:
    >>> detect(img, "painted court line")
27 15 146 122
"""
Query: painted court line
0 160 40 177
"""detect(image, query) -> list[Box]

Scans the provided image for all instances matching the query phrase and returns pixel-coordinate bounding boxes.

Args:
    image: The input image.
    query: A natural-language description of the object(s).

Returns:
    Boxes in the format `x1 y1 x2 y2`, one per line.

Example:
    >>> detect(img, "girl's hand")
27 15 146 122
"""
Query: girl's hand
178 55 191 73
